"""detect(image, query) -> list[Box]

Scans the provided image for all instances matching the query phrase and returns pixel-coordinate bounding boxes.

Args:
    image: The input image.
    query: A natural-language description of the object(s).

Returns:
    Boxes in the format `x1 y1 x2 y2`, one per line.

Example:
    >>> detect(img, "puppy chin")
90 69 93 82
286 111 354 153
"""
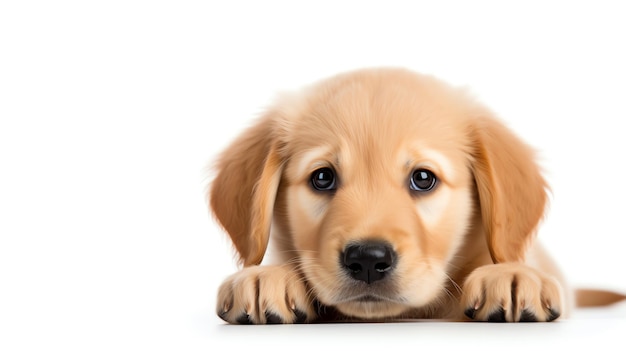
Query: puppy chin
335 301 409 320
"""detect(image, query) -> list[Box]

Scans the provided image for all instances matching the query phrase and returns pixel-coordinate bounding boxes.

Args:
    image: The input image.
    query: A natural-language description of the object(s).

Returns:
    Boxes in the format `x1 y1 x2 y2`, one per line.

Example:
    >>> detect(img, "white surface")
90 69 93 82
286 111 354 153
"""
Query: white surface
213 307 626 349
1 1 626 349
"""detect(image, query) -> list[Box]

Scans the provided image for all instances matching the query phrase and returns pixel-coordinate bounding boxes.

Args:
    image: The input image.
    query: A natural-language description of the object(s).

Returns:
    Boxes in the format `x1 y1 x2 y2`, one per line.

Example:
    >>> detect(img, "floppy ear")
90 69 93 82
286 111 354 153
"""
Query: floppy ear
209 112 284 266
470 115 548 263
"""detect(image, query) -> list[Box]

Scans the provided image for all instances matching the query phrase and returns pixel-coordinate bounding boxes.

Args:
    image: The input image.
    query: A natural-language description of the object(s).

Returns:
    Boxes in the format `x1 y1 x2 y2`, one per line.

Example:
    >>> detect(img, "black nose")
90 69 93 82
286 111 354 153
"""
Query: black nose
342 241 396 284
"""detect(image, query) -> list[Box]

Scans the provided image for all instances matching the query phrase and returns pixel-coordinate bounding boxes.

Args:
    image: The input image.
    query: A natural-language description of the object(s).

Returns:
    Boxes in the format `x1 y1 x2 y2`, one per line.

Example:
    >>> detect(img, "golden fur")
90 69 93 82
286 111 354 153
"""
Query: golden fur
210 68 571 323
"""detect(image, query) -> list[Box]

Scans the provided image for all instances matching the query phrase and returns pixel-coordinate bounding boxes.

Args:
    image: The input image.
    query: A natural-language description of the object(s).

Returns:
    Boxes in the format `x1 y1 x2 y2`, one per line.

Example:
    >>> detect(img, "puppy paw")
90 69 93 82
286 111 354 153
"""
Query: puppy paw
461 263 563 322
216 265 315 324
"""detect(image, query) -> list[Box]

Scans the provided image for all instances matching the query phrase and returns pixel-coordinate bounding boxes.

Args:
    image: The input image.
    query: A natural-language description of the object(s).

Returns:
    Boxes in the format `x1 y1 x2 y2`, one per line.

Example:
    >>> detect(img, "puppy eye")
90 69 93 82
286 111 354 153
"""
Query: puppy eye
311 167 337 191
409 169 437 192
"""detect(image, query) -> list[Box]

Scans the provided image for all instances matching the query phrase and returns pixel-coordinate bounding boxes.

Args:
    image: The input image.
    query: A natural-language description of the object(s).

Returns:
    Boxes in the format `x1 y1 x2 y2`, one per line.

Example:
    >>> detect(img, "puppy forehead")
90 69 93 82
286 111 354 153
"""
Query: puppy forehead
289 109 469 164
287 75 471 143
283 69 475 175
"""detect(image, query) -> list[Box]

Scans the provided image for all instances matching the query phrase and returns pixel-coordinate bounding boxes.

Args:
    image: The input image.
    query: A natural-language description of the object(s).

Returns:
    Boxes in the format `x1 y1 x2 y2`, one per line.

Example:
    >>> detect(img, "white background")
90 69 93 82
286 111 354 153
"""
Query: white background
1 1 625 350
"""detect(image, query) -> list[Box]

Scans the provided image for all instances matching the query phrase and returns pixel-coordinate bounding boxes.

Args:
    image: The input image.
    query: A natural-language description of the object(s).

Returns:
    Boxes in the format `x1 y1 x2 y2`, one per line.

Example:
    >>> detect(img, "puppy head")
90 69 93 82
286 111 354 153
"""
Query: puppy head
209 68 547 319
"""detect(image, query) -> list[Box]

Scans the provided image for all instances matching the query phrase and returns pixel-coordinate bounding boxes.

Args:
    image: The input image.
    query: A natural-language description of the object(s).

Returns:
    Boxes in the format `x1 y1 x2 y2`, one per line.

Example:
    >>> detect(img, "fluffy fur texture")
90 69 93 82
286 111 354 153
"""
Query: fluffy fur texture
210 68 570 324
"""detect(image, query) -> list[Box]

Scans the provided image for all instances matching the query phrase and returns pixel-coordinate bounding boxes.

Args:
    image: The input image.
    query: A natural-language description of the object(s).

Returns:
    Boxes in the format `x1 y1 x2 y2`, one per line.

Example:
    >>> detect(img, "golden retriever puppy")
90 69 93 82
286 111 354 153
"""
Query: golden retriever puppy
209 67 568 324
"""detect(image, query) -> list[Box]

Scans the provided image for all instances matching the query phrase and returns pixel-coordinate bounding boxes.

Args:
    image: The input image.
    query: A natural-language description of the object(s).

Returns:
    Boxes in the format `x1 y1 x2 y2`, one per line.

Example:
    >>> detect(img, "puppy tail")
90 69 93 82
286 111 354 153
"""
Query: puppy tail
575 289 626 307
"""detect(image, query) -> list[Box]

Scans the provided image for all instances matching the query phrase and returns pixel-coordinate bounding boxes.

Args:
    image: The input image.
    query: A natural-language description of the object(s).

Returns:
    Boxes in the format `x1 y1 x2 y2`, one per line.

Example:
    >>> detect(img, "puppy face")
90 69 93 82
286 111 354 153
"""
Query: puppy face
210 68 547 320
277 73 476 318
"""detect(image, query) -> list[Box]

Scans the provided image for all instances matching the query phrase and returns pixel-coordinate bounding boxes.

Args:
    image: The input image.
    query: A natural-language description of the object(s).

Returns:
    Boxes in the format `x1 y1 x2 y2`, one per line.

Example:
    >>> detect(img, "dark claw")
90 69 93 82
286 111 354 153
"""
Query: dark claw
546 308 560 322
235 313 253 325
520 309 537 322
487 308 506 322
464 307 477 319
294 309 307 323
264 311 283 324
218 310 229 322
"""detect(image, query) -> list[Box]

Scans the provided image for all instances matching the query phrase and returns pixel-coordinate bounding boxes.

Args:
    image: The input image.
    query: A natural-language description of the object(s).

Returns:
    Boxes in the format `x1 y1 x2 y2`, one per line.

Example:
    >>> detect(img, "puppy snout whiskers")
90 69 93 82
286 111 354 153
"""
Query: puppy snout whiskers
342 241 397 284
